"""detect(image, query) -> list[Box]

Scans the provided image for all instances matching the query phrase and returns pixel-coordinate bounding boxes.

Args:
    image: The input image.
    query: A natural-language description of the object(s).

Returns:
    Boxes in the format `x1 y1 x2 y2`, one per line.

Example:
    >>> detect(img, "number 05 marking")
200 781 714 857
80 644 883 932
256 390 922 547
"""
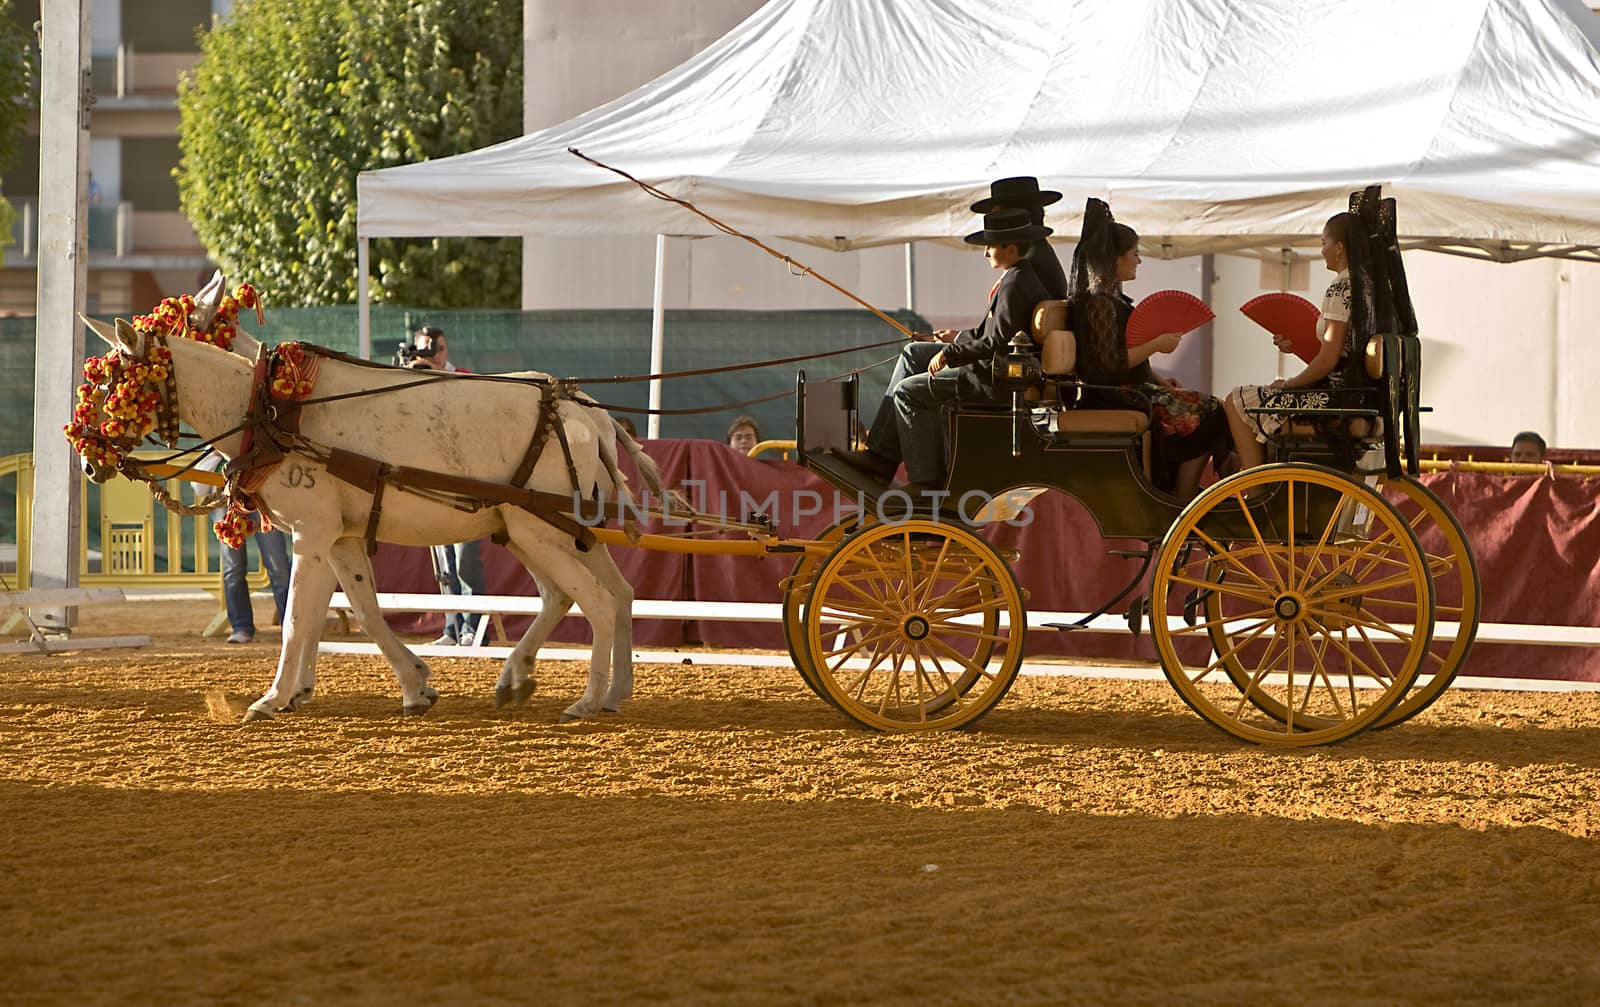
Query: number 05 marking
282 463 317 489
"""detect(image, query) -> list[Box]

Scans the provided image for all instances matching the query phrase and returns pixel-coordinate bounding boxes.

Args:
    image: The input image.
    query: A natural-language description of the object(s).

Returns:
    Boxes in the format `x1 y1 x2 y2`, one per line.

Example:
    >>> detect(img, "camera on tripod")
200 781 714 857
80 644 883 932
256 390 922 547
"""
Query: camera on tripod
394 325 445 369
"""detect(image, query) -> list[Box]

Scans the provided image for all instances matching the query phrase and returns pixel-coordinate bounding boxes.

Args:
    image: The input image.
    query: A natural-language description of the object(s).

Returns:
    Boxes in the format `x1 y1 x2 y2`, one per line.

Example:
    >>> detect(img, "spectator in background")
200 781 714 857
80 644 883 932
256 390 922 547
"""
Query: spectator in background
1510 430 1548 464
406 326 486 645
192 456 291 645
727 415 761 455
616 416 637 438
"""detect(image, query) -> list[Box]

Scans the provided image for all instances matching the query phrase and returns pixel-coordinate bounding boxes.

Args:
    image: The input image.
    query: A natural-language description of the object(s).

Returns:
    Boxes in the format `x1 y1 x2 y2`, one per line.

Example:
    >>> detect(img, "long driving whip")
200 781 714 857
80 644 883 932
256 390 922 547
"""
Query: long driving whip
568 147 916 340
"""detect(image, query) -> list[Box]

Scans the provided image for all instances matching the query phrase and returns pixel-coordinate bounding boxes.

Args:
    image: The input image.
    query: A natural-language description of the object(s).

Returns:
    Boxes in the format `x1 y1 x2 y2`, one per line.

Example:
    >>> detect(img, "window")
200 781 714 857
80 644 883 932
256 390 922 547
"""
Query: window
119 137 182 212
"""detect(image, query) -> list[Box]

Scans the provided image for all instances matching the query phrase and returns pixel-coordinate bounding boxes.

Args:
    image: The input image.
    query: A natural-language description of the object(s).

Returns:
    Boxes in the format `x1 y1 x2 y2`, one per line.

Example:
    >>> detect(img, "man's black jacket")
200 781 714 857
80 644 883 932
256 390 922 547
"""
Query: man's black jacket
940 258 1049 401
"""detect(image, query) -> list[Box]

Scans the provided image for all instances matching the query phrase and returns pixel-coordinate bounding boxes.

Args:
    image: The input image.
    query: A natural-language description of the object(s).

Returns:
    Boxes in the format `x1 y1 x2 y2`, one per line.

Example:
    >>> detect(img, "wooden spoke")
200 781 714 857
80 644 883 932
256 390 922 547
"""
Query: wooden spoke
1234 491 1288 591
1190 527 1281 595
916 561 988 616
913 537 955 610
1230 632 1288 719
1192 618 1277 685
1294 493 1350 593
1304 615 1395 686
926 625 1012 644
820 625 900 663
1302 627 1350 720
1163 606 1276 637
1166 571 1274 605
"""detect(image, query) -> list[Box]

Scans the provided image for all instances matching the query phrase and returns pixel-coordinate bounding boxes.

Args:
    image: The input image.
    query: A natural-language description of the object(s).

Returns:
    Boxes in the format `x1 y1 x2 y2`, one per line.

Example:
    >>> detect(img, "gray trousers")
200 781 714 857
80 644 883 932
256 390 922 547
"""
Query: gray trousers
864 341 962 484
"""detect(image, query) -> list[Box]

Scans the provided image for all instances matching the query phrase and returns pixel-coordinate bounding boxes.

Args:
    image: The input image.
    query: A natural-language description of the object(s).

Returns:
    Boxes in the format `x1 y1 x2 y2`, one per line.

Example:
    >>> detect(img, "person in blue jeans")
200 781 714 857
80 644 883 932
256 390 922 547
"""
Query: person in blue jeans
430 539 485 646
401 326 489 647
211 508 291 644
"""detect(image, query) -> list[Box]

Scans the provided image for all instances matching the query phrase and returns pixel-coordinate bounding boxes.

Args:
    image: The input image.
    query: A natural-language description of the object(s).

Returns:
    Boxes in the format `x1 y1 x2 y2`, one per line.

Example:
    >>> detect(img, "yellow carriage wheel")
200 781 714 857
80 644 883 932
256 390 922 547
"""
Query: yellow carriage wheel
1196 473 1479 732
1153 463 1434 746
1370 474 1481 728
781 514 869 703
802 520 1024 732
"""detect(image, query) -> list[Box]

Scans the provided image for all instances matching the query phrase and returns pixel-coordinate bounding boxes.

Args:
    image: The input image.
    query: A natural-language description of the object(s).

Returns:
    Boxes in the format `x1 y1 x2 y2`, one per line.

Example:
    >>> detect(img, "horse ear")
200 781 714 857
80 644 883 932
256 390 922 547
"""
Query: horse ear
81 314 119 349
190 269 227 332
197 269 226 305
114 317 146 358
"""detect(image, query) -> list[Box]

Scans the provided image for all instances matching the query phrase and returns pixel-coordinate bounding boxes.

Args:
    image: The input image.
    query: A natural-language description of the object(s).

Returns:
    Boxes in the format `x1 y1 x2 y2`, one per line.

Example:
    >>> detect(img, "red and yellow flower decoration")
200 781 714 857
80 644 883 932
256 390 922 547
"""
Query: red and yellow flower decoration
269 342 320 401
212 500 259 549
63 283 266 468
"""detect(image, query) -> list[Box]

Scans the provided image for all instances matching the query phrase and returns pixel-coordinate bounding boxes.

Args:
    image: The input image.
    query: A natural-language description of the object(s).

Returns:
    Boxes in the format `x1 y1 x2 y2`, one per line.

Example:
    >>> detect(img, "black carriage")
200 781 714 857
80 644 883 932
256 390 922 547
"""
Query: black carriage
786 192 1479 746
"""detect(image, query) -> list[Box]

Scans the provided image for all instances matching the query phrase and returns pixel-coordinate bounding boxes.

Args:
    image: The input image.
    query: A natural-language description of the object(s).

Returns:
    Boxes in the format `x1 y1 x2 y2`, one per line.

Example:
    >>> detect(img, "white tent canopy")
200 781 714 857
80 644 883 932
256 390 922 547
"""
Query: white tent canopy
359 0 1600 260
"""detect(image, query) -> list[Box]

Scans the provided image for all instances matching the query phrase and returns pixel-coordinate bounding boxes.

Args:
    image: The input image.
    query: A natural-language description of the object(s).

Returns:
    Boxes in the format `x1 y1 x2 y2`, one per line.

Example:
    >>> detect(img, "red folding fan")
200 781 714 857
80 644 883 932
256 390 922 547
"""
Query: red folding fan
1240 292 1321 363
1125 290 1215 348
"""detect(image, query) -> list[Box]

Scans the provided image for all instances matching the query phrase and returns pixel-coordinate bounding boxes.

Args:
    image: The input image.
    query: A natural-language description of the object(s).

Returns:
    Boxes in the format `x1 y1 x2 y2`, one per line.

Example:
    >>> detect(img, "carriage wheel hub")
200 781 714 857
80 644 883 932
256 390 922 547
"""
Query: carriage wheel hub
1273 593 1306 622
902 615 930 641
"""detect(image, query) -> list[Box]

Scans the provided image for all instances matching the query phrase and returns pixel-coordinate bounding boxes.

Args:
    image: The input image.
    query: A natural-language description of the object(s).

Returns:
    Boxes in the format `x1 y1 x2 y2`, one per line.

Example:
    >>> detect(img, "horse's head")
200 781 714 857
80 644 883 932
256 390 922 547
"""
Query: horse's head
66 279 263 482
69 317 172 483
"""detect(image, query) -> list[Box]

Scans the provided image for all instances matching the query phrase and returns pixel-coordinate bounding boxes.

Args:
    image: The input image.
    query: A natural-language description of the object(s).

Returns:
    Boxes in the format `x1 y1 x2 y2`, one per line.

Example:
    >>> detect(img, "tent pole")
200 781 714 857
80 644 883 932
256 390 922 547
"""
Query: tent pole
904 242 917 311
648 234 667 438
357 237 371 359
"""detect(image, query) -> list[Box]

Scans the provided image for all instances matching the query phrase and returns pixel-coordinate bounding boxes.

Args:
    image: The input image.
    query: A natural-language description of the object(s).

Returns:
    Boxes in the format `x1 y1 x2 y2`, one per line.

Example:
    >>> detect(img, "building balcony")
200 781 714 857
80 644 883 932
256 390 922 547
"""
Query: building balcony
91 46 197 103
6 198 209 269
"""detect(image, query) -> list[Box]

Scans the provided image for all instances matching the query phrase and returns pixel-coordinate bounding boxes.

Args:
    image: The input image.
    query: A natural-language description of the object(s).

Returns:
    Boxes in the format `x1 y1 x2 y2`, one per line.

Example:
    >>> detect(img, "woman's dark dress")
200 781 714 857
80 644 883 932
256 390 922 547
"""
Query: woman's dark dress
1072 292 1228 493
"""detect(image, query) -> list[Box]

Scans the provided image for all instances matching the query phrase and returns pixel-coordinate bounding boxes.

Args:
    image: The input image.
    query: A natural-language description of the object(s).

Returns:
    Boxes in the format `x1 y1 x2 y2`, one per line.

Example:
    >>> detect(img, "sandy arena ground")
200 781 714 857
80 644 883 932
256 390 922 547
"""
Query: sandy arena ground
4 596 1600 1006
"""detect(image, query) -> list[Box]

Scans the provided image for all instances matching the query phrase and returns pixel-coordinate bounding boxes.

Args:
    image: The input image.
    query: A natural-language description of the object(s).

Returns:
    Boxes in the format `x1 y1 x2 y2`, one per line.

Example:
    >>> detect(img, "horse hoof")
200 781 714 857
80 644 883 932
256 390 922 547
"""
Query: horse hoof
402 703 432 717
557 712 581 724
242 707 274 723
601 707 619 715
421 686 439 703
495 680 536 708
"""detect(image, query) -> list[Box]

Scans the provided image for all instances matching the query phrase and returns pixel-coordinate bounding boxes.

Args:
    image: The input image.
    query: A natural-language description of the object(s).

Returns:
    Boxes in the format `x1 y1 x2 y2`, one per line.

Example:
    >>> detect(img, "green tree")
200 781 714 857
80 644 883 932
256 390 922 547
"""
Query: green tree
0 0 35 265
176 0 523 307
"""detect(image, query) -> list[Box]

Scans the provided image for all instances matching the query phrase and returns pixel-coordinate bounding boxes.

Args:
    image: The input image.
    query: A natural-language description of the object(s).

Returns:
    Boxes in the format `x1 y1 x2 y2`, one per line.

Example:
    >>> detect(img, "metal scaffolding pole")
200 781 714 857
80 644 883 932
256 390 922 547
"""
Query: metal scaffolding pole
28 0 92 631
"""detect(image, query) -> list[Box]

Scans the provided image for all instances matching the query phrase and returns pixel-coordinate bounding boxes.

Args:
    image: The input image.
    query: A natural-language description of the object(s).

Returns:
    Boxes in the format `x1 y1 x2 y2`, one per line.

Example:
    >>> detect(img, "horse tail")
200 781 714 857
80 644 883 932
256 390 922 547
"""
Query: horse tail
612 417 664 497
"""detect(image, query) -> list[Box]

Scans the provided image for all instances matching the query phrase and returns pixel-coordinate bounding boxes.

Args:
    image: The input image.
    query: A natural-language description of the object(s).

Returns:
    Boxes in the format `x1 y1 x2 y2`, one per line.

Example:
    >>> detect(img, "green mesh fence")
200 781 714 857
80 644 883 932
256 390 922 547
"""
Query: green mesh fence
0 307 926 548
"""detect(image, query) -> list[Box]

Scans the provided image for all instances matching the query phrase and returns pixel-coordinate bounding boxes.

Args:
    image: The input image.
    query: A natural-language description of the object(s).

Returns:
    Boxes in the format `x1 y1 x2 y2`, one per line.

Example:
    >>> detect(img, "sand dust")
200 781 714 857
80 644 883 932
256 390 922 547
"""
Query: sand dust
3 597 1598 1005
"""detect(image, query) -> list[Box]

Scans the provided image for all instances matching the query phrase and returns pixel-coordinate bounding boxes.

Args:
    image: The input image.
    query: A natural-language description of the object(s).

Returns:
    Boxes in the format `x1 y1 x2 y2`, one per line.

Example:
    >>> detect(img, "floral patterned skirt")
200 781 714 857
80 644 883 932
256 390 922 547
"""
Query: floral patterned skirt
1140 383 1224 443
1138 384 1229 490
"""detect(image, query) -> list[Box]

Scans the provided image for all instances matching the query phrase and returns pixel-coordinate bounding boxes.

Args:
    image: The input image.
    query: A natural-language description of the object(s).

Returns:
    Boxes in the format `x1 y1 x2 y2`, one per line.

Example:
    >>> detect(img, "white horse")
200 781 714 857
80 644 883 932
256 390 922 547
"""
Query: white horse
81 314 658 723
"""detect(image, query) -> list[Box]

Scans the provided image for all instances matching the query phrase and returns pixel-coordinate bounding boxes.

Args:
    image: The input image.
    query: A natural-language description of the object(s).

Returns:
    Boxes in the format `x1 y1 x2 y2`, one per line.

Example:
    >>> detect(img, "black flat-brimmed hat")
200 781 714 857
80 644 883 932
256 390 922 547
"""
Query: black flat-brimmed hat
970 176 1063 213
963 207 1053 246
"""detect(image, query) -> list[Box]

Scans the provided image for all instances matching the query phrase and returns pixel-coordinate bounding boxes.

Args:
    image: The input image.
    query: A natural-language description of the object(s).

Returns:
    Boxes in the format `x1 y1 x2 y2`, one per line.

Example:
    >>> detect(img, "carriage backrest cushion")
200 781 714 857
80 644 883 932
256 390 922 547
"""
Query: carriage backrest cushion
1032 300 1068 344
1364 334 1384 380
1041 330 1076 375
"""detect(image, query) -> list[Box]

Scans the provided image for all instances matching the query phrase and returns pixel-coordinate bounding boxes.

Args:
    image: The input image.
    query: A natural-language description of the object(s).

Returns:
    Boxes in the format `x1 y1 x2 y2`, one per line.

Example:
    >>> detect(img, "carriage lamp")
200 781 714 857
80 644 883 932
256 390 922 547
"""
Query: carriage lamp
997 330 1042 457
997 330 1043 390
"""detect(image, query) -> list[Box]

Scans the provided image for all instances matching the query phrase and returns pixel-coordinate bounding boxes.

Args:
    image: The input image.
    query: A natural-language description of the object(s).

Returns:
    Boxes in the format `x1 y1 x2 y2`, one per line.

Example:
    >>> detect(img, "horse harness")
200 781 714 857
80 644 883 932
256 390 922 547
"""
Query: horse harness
223 343 632 555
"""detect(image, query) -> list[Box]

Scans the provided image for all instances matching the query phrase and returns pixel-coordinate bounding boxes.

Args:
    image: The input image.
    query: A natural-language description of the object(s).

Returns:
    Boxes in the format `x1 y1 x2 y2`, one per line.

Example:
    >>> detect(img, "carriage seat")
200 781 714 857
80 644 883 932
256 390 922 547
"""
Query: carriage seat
1030 300 1151 436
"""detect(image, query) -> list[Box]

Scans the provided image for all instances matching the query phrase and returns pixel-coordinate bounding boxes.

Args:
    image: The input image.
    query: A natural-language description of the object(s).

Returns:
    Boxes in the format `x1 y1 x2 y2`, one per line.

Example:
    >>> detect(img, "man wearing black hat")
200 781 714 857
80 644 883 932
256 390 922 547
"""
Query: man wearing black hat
971 176 1068 300
843 207 1051 491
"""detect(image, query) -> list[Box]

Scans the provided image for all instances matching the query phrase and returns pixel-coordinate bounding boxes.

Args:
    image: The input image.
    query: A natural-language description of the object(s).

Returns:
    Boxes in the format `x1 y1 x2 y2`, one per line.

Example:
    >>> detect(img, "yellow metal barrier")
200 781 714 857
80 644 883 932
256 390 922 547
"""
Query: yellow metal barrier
749 439 797 460
2 452 270 634
1420 455 1600 476
0 452 33 590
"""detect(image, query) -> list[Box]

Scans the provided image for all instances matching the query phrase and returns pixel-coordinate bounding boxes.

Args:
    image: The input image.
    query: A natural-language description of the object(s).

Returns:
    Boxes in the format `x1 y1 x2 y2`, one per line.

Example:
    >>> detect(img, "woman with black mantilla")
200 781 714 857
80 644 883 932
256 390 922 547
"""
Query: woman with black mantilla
1068 198 1228 497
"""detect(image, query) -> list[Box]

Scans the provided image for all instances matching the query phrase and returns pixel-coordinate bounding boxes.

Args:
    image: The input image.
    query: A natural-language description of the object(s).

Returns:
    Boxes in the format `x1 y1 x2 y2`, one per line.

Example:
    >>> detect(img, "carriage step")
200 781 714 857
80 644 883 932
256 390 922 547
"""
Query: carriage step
1126 594 1148 639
